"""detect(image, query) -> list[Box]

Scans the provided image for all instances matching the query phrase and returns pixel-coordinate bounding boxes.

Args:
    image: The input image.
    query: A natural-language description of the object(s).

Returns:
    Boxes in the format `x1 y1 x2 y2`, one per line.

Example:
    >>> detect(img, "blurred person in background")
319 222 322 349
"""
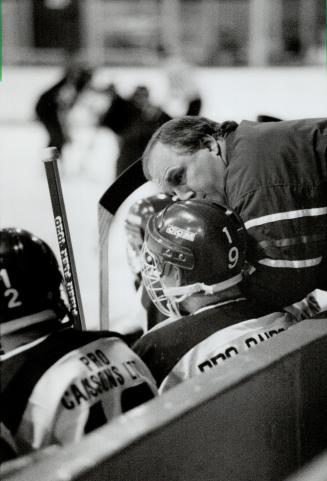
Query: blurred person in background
99 84 170 177
142 116 327 313
35 65 93 156
157 44 202 118
99 78 202 178
0 228 157 462
98 83 141 142
133 199 321 392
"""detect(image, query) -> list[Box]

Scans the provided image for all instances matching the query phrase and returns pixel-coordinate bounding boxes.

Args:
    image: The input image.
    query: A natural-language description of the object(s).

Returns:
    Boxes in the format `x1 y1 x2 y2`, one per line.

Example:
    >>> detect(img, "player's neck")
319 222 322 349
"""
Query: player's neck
182 293 222 314
182 286 244 314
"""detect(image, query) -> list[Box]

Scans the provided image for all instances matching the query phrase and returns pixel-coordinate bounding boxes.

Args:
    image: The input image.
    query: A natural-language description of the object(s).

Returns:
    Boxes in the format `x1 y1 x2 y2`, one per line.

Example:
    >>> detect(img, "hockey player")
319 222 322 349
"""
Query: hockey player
133 200 321 392
142 116 327 311
0 228 157 461
35 66 92 154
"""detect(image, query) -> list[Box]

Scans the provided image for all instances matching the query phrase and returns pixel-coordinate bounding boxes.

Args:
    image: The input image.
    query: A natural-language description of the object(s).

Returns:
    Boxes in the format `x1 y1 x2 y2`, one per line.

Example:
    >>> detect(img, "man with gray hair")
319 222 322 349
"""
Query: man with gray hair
142 116 327 311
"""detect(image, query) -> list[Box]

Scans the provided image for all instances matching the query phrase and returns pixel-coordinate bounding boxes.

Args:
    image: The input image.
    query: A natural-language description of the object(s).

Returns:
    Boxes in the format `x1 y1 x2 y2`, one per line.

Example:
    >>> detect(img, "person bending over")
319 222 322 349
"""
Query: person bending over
0 228 157 462
133 200 321 392
141 116 327 312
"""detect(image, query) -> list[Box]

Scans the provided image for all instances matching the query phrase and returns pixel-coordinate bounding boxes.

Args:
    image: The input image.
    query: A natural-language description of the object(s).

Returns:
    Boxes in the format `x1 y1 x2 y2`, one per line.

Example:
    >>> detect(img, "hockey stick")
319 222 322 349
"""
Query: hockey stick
98 158 147 329
43 147 86 331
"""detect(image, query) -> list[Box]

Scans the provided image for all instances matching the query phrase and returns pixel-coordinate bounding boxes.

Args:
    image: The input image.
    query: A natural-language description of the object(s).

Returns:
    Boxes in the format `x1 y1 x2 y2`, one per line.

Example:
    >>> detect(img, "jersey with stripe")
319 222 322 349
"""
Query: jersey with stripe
133 293 321 392
1 329 157 455
225 118 327 308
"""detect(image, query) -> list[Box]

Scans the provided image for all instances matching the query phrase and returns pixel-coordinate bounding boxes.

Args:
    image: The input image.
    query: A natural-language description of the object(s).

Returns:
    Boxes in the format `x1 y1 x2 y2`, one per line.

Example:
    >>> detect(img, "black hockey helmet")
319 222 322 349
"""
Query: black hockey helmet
141 199 247 317
0 228 70 329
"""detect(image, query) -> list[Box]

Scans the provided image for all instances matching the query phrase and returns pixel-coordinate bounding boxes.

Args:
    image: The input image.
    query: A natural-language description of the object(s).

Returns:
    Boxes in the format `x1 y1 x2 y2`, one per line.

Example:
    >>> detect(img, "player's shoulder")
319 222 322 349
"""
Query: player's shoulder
133 301 251 356
133 315 191 359
132 319 189 387
47 328 126 347
133 307 222 363
20 328 129 372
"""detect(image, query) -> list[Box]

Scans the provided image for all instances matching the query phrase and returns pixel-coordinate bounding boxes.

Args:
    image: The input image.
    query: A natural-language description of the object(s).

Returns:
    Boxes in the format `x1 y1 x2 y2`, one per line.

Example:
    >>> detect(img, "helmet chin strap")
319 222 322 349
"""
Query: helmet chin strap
165 272 244 303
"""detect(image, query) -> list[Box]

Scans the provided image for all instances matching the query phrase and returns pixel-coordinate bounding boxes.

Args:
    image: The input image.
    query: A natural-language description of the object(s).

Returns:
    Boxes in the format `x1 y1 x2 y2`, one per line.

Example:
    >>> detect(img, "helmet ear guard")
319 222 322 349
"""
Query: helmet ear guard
141 200 247 317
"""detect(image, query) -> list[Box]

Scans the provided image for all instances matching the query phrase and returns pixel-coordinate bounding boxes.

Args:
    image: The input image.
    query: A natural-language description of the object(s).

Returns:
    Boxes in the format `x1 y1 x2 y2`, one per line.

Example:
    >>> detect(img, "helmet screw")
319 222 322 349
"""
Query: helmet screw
179 254 185 260
166 249 172 257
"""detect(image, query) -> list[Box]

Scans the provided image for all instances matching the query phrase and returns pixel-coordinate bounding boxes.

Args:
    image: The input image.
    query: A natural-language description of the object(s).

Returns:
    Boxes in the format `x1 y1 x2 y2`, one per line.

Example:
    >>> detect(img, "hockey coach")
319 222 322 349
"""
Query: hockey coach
142 116 327 311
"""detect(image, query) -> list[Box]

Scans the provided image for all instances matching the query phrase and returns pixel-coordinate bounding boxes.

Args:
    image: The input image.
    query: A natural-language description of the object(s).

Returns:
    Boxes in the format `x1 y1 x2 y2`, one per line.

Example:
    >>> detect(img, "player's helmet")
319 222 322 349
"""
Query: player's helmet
141 199 247 317
125 194 173 278
0 228 70 342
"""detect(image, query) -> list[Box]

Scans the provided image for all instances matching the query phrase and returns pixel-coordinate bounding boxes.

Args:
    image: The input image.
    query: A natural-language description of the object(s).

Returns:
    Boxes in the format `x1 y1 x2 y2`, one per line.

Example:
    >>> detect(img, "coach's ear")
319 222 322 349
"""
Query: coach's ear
200 135 219 155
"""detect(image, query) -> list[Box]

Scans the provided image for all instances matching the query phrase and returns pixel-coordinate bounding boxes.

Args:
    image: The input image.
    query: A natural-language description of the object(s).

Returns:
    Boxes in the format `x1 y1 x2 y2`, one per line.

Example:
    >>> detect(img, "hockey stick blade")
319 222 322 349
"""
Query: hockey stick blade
43 147 86 331
99 159 146 214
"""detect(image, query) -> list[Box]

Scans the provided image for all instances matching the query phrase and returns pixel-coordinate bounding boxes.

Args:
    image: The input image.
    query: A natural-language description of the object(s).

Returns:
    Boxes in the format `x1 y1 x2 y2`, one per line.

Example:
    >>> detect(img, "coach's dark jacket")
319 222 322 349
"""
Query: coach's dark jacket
225 119 327 309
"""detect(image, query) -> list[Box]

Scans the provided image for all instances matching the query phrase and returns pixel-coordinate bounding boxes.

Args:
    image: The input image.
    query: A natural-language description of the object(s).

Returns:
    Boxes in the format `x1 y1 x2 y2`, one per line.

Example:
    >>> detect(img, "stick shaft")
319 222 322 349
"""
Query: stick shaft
98 159 146 329
98 204 112 330
43 147 86 331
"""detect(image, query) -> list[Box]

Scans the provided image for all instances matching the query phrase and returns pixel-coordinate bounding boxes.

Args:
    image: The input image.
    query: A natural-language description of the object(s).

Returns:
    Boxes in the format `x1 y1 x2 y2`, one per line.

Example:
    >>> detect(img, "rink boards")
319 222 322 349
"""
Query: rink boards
2 318 327 481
